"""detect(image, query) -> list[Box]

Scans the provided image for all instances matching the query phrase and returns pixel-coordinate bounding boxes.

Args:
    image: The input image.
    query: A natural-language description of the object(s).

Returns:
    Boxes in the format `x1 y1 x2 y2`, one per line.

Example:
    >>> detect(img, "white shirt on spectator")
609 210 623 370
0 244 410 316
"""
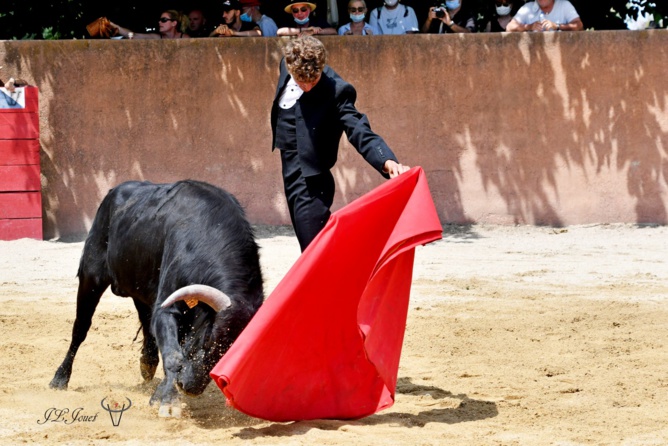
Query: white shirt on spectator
369 4 419 35
512 0 580 26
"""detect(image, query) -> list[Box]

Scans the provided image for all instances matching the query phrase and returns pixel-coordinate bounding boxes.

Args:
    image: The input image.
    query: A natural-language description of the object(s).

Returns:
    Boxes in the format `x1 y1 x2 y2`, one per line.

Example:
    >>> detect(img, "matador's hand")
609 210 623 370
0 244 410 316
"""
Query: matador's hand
383 160 410 178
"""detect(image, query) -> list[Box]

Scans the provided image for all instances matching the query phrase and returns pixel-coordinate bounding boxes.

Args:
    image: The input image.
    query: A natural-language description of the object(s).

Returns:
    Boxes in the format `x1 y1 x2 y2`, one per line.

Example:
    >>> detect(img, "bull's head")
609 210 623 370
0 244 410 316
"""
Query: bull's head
161 285 237 396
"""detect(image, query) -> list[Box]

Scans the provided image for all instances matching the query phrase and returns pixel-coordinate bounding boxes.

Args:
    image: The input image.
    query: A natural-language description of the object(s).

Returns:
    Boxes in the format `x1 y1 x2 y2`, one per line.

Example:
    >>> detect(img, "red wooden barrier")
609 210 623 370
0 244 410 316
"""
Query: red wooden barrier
0 86 42 240
0 165 41 192
0 192 42 219
0 140 40 165
0 219 42 240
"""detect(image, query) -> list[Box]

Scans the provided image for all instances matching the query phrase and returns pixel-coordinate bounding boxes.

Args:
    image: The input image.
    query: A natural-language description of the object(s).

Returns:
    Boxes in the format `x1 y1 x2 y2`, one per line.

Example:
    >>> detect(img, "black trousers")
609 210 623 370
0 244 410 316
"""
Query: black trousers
280 149 335 252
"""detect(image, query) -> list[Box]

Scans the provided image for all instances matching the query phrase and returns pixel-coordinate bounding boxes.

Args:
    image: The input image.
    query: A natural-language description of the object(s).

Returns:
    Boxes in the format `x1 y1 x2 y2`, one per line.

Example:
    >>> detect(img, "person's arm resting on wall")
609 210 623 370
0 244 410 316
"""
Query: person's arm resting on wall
109 21 159 39
559 17 583 31
506 16 583 32
277 26 336 36
505 18 539 32
231 27 262 36
537 17 583 31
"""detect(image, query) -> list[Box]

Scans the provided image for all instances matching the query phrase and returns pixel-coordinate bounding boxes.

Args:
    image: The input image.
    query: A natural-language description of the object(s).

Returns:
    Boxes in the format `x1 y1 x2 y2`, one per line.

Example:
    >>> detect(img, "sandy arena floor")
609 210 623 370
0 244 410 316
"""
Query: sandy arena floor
0 223 667 445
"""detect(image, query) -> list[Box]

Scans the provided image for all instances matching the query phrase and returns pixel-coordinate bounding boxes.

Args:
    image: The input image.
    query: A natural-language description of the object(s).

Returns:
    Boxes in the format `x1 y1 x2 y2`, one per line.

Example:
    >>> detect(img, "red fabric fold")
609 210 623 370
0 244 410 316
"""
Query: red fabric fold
210 166 442 421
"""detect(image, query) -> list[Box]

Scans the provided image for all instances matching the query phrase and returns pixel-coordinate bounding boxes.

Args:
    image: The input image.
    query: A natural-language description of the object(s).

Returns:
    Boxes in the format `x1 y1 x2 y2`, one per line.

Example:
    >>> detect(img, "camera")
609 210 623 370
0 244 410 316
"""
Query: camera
434 7 446 18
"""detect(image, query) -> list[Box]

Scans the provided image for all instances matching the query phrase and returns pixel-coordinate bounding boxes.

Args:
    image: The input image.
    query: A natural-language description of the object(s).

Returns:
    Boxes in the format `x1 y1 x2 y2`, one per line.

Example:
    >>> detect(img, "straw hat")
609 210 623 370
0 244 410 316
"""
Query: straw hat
284 1 317 13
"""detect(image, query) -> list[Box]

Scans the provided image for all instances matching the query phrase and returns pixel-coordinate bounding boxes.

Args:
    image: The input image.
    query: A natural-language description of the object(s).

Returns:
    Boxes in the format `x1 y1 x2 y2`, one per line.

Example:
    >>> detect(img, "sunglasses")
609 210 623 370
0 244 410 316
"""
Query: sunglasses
348 6 365 12
292 7 309 13
158 17 174 23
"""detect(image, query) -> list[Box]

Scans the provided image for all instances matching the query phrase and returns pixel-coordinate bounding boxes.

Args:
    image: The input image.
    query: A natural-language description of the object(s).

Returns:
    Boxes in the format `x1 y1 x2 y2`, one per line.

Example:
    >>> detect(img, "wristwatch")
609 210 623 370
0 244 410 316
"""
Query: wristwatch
128 32 134 39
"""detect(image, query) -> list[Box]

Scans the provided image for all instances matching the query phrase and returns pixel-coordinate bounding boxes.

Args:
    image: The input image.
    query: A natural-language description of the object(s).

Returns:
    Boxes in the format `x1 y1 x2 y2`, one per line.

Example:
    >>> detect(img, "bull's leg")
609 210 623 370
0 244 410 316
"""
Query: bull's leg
50 276 108 389
132 299 159 382
149 307 183 417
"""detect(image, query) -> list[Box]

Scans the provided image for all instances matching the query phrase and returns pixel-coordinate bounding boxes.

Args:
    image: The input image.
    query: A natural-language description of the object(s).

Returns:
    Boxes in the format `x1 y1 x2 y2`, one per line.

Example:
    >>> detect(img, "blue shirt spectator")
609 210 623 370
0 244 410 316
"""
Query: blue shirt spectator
369 0 419 34
338 0 376 34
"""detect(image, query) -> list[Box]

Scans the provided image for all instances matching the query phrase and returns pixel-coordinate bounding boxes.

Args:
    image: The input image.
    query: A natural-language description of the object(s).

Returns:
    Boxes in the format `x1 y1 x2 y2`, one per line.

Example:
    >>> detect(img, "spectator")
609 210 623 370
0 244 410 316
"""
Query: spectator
338 0 375 34
368 0 419 34
505 0 583 32
277 2 337 36
188 9 212 37
211 0 262 36
421 0 475 33
240 0 279 36
479 0 524 32
111 10 191 39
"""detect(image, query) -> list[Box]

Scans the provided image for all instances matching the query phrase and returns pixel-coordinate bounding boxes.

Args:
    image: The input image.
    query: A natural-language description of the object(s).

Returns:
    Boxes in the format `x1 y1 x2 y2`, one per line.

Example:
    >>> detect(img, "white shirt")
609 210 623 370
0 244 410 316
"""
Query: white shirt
513 0 580 26
279 76 304 109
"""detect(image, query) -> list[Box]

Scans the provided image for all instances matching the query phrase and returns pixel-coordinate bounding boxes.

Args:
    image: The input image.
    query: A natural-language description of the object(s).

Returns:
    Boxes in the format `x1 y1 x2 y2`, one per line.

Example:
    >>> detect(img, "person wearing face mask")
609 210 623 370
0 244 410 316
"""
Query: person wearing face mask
368 0 419 34
478 0 523 32
338 0 376 35
421 0 475 33
277 1 338 36
239 0 279 36
482 0 522 31
506 0 583 32
211 0 262 37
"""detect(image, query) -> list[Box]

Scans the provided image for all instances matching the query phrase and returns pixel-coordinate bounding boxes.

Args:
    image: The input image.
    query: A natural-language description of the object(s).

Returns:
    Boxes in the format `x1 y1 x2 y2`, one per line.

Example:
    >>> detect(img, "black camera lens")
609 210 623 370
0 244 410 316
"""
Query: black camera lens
435 8 445 18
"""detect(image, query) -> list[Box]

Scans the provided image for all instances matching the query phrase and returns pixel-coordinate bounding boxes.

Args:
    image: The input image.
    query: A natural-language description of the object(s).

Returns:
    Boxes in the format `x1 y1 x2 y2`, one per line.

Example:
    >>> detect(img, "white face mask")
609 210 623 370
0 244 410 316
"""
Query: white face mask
495 4 512 16
350 13 365 22
384 0 398 7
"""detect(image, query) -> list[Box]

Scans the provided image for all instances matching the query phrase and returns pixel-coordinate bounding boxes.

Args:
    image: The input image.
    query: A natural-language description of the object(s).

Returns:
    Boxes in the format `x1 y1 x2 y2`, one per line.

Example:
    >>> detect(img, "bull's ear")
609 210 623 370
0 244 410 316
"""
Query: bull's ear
161 285 232 313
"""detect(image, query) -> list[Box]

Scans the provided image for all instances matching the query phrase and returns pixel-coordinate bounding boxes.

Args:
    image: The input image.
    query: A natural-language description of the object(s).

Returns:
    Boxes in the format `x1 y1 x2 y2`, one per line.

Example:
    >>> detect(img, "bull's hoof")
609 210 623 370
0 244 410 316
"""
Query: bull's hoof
49 375 69 390
158 404 182 418
149 392 160 407
140 361 158 382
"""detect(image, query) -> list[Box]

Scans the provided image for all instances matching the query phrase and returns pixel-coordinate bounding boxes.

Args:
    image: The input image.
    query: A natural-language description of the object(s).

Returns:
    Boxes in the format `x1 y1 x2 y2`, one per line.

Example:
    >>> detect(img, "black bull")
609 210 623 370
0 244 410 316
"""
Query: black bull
50 180 264 417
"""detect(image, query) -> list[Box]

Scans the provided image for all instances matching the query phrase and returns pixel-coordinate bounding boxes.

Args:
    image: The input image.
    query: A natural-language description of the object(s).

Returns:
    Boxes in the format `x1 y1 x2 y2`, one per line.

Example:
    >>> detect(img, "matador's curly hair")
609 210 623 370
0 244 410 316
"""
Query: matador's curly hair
283 36 327 83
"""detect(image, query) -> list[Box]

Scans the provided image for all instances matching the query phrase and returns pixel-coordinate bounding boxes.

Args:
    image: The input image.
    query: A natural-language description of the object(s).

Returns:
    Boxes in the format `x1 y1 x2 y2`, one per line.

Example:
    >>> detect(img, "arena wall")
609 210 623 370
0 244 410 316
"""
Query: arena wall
1 31 667 239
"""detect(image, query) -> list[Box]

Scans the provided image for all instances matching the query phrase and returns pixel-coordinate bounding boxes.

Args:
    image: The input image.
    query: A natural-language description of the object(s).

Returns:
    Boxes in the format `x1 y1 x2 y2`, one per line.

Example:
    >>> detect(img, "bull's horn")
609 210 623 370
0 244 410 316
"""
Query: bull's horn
161 285 232 313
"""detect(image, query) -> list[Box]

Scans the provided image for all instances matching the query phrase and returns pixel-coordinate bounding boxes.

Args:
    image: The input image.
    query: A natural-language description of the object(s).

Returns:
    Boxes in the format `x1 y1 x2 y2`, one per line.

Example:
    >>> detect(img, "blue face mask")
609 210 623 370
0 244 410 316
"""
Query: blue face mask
240 12 253 22
445 0 460 9
350 13 365 22
294 16 310 25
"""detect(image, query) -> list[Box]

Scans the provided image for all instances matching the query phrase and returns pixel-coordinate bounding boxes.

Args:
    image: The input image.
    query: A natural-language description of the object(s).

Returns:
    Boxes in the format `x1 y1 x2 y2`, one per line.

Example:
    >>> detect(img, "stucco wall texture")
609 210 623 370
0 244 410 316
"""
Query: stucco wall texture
1 31 667 239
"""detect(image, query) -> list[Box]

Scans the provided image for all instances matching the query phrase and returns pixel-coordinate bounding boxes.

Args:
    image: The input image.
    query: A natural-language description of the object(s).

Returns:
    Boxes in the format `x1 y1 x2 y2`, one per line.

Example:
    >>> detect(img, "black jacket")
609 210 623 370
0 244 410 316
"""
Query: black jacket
271 59 398 178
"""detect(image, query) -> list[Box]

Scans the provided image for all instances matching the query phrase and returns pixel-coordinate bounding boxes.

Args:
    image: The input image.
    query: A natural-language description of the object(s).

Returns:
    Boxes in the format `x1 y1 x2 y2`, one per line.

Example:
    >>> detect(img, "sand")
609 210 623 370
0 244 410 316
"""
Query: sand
0 223 667 445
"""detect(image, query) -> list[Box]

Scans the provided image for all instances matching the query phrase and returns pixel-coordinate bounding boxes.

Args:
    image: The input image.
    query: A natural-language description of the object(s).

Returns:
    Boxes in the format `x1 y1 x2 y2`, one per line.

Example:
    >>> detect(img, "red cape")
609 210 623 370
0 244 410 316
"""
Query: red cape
210 166 442 421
